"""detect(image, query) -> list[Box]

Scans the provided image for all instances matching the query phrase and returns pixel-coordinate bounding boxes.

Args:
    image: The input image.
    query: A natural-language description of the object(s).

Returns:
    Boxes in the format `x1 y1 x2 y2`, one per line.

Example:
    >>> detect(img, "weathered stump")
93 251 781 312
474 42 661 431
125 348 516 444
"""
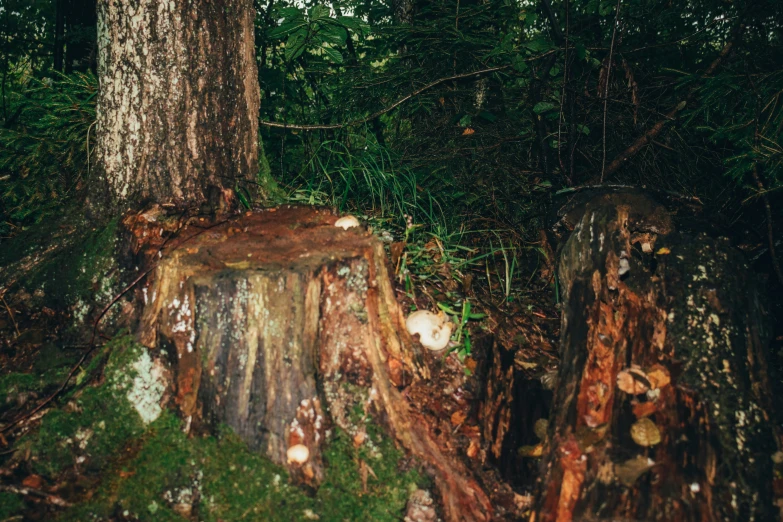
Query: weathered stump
132 206 491 521
530 191 777 521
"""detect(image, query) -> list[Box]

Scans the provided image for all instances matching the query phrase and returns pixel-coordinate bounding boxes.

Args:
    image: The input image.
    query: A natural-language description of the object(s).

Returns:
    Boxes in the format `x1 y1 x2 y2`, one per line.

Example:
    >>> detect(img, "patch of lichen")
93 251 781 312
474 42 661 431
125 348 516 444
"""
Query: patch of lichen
61 411 424 522
19 336 146 478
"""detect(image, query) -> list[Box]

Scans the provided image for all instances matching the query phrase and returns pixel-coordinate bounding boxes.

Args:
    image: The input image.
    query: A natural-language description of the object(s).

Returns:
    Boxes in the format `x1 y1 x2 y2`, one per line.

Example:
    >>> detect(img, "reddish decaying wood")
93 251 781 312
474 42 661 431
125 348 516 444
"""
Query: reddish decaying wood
133 206 492 521
532 192 776 522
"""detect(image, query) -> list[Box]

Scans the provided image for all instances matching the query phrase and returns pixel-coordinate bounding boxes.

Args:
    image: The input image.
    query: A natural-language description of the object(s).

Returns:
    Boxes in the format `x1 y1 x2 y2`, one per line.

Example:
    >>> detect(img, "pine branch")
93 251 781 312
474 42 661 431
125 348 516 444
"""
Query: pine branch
603 24 743 177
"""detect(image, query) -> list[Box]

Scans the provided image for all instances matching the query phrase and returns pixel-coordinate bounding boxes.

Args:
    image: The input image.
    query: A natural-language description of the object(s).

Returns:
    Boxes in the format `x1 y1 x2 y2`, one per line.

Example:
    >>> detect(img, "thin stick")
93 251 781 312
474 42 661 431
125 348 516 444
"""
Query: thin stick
0 484 72 508
259 65 510 131
600 0 622 183
0 294 20 339
752 164 783 287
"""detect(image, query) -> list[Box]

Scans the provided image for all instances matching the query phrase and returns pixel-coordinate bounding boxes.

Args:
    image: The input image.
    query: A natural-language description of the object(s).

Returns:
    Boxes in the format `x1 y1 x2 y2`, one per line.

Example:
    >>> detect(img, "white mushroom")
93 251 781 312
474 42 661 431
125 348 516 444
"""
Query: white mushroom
334 215 360 230
405 310 453 351
286 444 310 464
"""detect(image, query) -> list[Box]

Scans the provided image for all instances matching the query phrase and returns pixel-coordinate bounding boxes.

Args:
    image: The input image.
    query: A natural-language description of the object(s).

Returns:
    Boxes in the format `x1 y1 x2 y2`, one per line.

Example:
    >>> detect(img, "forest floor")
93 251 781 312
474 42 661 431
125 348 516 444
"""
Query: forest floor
2 203 781 521
0 205 561 521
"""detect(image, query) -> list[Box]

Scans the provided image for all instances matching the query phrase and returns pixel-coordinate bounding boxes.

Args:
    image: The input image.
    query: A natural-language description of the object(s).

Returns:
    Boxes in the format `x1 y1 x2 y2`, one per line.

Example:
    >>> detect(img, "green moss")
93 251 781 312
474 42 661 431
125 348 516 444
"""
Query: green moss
0 366 70 403
0 491 25 519
21 336 147 477
59 400 425 521
2 214 119 315
256 133 286 205
12 335 425 521
316 425 423 521
62 413 315 522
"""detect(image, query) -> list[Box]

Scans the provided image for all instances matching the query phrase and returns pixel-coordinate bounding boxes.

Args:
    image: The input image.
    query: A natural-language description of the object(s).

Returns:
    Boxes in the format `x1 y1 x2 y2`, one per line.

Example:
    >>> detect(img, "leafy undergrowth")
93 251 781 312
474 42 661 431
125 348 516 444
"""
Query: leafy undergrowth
1 336 425 521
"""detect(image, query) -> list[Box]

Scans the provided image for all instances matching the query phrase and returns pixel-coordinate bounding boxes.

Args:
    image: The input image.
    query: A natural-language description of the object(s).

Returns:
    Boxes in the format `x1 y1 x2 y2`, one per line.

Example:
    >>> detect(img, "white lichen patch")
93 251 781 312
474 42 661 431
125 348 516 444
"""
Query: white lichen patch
125 349 167 424
693 265 708 281
75 427 94 450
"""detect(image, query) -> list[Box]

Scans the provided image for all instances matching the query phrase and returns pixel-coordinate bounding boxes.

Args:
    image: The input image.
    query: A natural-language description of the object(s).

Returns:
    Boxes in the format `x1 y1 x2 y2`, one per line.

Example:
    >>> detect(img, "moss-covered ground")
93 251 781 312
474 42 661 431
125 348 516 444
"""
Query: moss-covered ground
0 210 119 322
0 336 426 521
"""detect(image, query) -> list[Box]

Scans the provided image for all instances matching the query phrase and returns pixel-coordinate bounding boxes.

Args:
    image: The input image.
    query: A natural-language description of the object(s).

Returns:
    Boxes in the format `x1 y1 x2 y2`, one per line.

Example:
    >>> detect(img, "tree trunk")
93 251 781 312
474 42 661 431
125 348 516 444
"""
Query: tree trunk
531 190 777 521
94 0 259 211
128 206 492 521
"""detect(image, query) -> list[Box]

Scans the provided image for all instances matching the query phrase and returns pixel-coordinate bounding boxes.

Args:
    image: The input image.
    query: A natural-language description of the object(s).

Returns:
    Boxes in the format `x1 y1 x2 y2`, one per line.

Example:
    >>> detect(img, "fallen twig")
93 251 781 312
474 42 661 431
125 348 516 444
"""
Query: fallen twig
751 166 783 286
0 484 72 508
0 294 20 339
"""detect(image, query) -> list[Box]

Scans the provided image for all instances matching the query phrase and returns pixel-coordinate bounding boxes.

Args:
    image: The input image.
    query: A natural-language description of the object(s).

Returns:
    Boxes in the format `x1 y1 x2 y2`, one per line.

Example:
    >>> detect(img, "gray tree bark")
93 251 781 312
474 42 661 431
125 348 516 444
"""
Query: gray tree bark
95 0 260 211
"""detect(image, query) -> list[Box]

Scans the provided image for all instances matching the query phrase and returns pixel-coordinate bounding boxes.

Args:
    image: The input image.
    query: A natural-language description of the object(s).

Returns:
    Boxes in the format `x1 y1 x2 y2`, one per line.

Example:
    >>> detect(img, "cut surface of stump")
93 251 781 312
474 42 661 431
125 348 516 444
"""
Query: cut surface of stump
531 191 776 522
134 206 492 521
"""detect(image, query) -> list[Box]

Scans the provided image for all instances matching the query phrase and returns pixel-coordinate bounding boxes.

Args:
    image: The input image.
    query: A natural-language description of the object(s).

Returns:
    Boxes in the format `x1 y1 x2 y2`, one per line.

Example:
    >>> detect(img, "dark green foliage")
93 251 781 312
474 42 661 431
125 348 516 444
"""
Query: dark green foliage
2 0 780 240
253 0 783 238
0 72 96 235
0 491 25 519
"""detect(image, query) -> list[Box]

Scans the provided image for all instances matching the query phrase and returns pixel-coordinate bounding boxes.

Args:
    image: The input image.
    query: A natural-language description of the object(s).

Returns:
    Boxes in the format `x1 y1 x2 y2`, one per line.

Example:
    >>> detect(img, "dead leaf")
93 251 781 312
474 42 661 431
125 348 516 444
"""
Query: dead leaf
358 459 378 493
647 365 671 390
615 455 655 486
451 410 467 427
22 474 43 489
518 444 544 457
534 418 549 441
390 242 405 272
467 439 480 458
617 367 651 395
631 418 661 447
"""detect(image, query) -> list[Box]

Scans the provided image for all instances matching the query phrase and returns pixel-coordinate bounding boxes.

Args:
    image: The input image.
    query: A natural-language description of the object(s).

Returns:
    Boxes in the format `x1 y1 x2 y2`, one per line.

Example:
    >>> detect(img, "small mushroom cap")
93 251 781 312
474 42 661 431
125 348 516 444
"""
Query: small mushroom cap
405 310 453 351
334 215 360 230
287 444 310 464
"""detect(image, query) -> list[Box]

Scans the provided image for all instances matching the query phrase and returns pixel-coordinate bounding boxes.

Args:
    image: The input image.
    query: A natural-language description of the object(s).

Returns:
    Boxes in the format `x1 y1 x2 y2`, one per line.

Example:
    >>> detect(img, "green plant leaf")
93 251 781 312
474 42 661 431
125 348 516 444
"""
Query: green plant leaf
533 102 555 114
309 4 331 21
268 21 306 39
322 46 344 64
285 31 307 62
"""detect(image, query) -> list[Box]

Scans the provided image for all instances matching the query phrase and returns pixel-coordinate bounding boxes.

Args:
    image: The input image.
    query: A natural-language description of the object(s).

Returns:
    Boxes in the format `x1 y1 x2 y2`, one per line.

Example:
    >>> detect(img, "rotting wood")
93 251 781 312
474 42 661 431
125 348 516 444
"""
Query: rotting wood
532 190 777 521
133 206 492 522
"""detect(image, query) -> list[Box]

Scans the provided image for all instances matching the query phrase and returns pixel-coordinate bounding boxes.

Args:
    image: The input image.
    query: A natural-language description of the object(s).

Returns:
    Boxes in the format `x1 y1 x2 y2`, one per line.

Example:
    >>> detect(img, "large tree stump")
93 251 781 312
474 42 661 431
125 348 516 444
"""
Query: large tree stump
531 190 777 521
132 206 491 521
